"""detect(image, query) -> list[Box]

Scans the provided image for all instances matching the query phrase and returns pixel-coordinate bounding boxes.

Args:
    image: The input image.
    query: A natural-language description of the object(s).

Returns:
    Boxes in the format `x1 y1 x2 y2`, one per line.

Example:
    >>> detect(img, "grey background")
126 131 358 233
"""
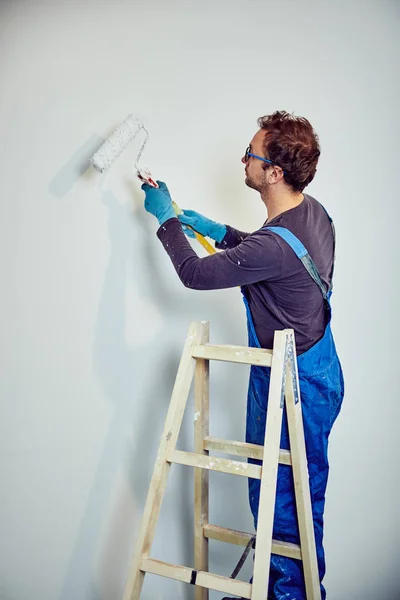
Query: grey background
0 0 399 598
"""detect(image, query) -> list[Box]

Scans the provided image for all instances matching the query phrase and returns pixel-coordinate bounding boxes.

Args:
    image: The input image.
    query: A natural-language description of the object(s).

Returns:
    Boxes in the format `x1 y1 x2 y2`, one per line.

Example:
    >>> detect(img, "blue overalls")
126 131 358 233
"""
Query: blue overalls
242 223 344 600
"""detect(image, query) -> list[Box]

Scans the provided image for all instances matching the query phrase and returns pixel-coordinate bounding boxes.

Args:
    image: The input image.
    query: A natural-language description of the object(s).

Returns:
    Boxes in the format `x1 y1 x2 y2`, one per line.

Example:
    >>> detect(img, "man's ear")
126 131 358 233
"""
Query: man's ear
265 165 277 184
271 165 284 183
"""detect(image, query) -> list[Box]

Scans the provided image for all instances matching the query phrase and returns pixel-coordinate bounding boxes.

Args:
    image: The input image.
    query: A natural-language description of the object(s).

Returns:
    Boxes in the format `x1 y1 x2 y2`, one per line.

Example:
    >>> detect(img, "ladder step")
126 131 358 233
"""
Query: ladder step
192 343 272 367
168 450 261 479
203 436 292 465
141 557 252 598
203 524 302 560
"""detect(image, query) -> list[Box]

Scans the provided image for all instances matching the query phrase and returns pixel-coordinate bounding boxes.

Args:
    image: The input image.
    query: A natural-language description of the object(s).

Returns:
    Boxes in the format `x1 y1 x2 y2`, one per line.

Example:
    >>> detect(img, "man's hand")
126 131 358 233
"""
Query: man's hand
177 209 227 243
142 181 176 226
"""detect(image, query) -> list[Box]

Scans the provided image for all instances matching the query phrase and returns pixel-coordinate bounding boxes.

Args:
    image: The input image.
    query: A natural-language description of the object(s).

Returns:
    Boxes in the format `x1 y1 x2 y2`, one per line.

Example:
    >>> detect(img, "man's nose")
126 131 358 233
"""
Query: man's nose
241 155 246 164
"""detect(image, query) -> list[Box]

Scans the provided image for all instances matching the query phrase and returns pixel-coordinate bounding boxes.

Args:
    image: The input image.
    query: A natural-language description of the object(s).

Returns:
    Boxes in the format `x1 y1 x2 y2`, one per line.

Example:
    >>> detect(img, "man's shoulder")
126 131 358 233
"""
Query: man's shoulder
303 194 332 220
243 226 285 248
264 194 334 253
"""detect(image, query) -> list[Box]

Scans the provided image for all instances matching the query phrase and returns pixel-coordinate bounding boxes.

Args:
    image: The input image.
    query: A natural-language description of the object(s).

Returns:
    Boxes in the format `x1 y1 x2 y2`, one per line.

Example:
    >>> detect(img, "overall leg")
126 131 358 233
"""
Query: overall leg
246 359 344 599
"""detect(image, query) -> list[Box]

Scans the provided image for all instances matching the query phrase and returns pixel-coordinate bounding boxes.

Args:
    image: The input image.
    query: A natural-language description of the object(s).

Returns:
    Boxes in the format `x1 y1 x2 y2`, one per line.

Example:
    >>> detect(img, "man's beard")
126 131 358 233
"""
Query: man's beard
245 173 265 193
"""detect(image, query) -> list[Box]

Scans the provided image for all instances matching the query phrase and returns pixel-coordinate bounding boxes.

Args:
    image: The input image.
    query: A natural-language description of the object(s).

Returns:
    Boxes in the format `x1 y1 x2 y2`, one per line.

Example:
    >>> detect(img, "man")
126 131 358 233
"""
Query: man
141 110 344 599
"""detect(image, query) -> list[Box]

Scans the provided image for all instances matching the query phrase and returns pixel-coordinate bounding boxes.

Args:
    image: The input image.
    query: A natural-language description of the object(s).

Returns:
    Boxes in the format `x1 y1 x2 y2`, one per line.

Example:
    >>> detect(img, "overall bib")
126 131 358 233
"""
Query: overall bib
242 224 344 600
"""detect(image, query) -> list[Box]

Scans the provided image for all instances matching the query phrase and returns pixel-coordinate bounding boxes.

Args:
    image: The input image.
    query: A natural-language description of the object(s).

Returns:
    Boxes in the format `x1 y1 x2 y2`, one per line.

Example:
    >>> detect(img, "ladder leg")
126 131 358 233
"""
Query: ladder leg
194 322 210 600
285 332 321 600
122 322 208 600
251 330 287 599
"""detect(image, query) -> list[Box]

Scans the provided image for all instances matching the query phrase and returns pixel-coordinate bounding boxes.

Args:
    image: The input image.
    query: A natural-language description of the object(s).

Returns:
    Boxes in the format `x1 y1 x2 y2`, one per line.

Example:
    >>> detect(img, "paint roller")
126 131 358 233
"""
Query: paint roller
89 114 215 254
89 113 157 185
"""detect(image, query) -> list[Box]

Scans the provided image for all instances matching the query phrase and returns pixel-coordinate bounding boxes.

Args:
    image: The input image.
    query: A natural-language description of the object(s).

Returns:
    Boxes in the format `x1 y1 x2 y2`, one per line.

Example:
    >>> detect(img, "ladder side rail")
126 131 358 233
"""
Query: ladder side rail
251 330 288 598
122 322 207 600
194 322 210 600
284 331 321 599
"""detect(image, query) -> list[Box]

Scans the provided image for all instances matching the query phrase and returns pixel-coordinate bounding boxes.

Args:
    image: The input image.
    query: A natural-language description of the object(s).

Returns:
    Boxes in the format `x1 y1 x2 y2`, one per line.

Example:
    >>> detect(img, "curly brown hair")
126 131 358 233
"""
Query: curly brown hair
257 111 320 193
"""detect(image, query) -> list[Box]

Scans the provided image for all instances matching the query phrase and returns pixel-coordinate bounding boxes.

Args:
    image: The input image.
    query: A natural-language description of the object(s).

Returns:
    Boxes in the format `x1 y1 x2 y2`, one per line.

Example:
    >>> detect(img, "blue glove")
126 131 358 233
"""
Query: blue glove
177 209 227 243
142 180 176 226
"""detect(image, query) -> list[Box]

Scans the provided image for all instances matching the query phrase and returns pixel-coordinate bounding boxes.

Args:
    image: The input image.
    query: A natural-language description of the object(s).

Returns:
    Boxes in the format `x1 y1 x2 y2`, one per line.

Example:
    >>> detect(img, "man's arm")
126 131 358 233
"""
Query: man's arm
141 181 277 286
157 218 283 290
215 225 251 250
177 209 250 250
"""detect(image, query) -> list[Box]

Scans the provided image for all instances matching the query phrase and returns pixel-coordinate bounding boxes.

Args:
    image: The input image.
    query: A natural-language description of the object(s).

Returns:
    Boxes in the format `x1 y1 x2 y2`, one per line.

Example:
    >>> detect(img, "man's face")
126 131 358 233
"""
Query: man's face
241 129 269 192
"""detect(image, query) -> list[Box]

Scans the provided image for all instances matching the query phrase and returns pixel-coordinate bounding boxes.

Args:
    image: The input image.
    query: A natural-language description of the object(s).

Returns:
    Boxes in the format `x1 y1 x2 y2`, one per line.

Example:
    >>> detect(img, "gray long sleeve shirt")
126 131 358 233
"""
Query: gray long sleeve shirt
157 194 334 354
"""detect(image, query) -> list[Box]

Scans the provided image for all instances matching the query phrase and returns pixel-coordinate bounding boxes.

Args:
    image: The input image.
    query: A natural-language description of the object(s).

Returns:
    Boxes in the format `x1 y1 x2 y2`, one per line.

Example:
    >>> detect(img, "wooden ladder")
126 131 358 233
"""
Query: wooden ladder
122 321 321 600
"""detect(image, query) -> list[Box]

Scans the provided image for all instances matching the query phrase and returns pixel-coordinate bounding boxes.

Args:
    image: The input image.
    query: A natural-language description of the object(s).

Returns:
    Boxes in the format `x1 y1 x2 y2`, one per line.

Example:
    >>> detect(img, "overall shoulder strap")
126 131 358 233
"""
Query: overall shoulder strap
265 226 330 300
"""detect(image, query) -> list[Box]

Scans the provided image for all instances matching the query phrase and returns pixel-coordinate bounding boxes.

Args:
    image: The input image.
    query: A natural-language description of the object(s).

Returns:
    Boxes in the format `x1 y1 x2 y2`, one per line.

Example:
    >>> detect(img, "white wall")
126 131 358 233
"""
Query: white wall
1 1 399 599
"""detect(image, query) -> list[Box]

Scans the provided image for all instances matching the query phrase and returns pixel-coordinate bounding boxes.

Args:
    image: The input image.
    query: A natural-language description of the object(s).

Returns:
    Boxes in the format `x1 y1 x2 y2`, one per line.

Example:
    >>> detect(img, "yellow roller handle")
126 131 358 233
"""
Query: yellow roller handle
172 202 216 255
191 230 216 255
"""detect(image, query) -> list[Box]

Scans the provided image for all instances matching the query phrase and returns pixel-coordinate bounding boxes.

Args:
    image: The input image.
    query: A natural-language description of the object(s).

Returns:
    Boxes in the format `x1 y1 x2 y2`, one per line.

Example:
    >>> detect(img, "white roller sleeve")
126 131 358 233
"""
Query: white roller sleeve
89 114 143 173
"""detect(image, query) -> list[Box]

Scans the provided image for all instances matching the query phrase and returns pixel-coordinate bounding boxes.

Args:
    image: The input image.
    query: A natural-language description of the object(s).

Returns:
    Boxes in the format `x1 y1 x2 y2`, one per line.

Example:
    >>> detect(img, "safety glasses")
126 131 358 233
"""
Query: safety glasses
244 146 286 174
